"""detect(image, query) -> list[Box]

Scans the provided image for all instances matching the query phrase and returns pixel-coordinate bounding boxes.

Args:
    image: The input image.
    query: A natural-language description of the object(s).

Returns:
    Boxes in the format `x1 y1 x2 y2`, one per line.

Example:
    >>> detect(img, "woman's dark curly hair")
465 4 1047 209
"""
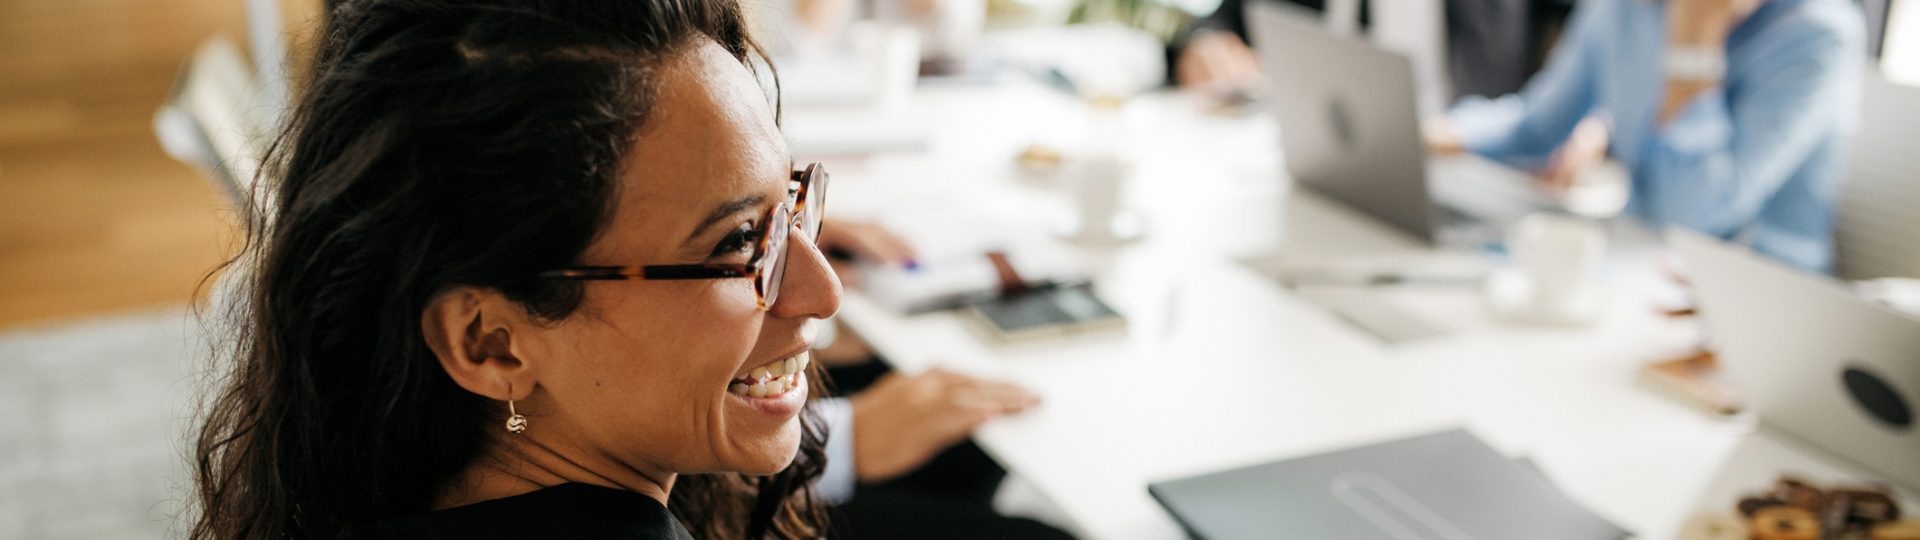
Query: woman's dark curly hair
188 0 829 537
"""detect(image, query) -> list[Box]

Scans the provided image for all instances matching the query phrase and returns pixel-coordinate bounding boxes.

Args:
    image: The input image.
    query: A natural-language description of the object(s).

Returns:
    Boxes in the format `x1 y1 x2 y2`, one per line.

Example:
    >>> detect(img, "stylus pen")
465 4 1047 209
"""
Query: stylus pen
904 280 1076 315
1283 272 1486 288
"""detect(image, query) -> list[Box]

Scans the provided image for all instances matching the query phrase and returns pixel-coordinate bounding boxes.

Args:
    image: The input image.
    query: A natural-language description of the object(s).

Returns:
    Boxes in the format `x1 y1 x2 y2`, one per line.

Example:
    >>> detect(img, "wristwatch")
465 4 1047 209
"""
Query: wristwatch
1665 45 1727 82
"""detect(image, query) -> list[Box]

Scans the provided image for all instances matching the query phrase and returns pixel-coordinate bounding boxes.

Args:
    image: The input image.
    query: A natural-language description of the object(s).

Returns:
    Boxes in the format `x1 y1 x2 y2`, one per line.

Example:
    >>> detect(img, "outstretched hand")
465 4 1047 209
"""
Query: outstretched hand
849 369 1040 482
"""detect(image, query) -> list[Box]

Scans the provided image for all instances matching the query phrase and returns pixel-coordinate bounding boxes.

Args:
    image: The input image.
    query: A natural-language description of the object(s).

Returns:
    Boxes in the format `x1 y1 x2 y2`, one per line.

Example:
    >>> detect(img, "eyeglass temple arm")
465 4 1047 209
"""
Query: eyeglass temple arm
537 264 755 280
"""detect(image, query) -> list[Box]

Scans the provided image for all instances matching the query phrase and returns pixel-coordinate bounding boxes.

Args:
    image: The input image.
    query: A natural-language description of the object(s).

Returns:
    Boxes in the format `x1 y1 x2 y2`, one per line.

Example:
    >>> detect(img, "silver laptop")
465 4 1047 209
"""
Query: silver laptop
1246 1 1539 245
1674 228 1920 491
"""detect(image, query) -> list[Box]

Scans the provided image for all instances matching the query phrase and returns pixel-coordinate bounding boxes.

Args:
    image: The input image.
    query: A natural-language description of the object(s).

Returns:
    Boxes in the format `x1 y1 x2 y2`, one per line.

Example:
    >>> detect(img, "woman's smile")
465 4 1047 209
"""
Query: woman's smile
727 351 811 418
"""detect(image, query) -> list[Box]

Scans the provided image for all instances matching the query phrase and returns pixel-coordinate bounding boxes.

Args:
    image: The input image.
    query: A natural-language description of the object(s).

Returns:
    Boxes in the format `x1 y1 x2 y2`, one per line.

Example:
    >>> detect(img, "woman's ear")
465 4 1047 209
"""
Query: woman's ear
421 287 538 402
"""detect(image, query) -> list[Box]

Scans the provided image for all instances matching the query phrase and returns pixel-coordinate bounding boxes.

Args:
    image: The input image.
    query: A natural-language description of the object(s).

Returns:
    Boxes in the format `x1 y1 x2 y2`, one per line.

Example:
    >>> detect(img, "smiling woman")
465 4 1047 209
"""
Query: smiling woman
188 0 843 539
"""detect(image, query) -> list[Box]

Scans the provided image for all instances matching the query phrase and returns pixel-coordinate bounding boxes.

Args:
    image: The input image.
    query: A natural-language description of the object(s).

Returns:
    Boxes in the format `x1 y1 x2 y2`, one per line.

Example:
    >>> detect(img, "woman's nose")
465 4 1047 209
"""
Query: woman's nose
769 226 842 320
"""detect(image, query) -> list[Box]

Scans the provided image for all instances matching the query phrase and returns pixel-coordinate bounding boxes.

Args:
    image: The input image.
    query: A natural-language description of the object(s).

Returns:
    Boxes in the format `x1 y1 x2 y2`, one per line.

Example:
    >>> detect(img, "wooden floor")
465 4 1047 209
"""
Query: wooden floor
0 0 249 328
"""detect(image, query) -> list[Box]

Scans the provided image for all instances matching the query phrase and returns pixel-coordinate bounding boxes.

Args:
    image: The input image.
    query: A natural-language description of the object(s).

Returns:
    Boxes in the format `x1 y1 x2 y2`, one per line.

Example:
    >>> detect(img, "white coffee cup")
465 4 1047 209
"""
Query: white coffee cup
1507 213 1606 308
1064 154 1132 243
847 23 920 110
1561 159 1630 219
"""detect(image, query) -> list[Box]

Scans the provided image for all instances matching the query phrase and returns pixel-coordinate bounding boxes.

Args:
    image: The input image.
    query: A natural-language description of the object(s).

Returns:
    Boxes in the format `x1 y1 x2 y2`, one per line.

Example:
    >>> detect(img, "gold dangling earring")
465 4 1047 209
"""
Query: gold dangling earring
505 381 528 434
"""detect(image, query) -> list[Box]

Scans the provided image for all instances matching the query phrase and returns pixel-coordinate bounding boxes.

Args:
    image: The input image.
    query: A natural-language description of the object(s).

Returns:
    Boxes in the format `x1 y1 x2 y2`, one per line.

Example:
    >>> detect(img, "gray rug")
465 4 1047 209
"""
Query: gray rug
0 308 212 539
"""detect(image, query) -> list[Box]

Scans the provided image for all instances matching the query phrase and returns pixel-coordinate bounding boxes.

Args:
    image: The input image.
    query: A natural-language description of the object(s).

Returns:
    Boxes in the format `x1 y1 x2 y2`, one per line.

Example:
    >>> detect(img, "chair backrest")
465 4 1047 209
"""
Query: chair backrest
153 37 272 213
153 0 317 220
1833 70 1920 280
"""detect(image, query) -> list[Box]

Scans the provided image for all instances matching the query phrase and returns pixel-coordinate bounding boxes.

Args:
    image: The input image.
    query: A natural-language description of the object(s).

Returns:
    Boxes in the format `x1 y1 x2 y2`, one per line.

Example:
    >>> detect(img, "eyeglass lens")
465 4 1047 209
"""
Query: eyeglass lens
758 206 794 308
798 166 827 240
762 165 826 308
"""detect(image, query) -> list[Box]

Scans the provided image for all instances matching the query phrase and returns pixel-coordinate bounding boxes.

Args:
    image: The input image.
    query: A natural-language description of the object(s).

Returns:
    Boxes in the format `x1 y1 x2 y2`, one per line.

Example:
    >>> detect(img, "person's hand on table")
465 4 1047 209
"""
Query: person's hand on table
1540 116 1610 189
817 218 918 289
1177 30 1260 95
1422 117 1468 156
849 368 1040 483
794 0 856 38
1426 115 1610 191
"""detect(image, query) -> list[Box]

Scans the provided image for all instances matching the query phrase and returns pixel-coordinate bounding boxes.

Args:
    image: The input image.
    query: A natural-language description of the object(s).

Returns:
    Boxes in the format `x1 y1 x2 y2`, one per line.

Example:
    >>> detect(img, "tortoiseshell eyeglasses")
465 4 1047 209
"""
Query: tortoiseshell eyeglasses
536 163 830 309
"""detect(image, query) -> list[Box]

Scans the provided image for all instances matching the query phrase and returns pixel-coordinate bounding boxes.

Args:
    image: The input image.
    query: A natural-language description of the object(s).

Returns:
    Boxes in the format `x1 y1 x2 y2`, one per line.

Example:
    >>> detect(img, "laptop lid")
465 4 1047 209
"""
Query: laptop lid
1673 228 1920 491
1148 429 1628 539
1247 0 1437 244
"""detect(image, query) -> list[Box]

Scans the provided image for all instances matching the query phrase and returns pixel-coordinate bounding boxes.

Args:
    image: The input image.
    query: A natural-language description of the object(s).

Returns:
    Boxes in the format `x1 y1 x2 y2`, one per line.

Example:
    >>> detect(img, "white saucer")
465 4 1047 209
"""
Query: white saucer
1484 268 1606 326
1057 211 1147 246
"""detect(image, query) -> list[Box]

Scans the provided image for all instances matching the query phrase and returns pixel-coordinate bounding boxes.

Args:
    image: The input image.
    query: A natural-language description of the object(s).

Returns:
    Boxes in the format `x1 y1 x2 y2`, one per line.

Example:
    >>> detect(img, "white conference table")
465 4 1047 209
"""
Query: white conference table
796 75 1751 540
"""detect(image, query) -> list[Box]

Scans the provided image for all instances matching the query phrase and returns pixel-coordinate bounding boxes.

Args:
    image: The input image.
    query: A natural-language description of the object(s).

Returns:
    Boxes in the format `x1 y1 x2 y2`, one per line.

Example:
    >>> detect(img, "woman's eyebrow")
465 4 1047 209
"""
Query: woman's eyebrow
688 193 767 242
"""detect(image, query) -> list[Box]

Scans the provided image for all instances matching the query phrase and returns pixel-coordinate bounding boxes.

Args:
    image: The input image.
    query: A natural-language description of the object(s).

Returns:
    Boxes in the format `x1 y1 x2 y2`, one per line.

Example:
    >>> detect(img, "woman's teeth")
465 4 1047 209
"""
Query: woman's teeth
728 351 810 398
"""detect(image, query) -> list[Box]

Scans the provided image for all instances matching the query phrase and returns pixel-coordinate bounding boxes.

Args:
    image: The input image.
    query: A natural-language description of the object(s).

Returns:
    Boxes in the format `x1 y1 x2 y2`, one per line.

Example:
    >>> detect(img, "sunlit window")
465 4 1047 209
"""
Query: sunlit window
1886 0 1920 86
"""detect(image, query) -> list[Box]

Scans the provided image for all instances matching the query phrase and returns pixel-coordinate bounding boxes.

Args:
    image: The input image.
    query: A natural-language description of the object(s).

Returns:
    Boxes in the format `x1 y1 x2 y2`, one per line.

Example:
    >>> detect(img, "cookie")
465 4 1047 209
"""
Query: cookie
1752 506 1821 540
1772 477 1828 512
1740 496 1784 518
1832 487 1902 523
1873 520 1920 540
1678 511 1748 540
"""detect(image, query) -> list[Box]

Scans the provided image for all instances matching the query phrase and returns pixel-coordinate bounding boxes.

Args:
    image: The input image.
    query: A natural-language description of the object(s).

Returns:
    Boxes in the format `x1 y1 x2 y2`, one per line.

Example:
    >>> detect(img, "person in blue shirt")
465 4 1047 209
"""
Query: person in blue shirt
1427 0 1866 272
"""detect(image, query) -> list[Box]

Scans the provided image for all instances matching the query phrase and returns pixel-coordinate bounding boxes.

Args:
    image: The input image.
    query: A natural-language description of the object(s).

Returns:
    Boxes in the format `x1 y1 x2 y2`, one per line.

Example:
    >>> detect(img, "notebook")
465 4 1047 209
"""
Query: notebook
1148 429 1629 540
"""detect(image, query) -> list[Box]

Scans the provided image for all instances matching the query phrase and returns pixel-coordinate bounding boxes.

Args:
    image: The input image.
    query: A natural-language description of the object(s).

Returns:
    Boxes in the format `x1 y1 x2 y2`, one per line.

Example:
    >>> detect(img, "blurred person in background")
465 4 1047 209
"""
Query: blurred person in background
1427 0 1865 272
1169 0 1538 101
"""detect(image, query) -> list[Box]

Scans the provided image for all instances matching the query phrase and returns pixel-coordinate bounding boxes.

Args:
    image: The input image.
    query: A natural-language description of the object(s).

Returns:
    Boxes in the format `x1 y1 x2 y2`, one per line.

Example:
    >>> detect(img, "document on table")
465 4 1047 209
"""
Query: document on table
858 204 1087 315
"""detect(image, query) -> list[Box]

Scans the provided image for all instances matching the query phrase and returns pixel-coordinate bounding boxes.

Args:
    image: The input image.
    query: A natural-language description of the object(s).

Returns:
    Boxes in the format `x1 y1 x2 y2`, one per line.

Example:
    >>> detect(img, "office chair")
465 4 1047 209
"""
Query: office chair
153 37 273 217
153 0 312 318
1832 70 1920 280
152 0 304 220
